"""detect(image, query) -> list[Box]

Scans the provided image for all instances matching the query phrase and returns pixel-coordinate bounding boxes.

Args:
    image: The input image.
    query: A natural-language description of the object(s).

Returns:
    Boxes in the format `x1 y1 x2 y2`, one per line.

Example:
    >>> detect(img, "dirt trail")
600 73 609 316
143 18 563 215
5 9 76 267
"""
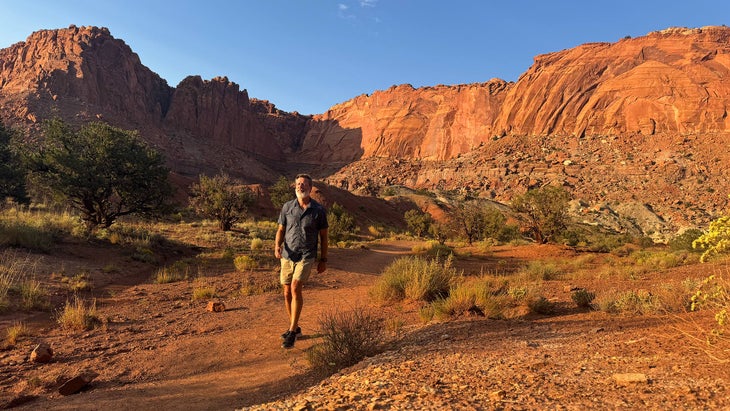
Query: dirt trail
4 241 418 410
2 241 730 410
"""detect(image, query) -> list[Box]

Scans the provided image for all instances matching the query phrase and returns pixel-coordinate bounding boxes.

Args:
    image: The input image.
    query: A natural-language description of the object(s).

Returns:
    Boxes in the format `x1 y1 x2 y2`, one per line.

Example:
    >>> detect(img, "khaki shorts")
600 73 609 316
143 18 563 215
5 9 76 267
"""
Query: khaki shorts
280 258 315 285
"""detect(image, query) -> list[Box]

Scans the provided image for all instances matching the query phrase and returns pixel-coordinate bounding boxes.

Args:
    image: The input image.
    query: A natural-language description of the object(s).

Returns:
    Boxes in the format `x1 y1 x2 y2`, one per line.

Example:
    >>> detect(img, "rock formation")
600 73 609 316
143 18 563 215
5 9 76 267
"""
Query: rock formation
2 24 730 235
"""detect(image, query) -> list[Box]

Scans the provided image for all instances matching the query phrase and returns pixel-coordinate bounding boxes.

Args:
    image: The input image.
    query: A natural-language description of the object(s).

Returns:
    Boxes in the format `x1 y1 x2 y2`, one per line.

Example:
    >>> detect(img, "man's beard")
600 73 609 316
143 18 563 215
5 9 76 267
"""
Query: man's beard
296 189 310 200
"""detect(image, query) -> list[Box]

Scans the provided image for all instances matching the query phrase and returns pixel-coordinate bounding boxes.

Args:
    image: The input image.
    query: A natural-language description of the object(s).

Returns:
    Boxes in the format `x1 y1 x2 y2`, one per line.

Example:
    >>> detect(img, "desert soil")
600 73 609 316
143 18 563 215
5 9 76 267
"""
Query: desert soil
1 237 729 410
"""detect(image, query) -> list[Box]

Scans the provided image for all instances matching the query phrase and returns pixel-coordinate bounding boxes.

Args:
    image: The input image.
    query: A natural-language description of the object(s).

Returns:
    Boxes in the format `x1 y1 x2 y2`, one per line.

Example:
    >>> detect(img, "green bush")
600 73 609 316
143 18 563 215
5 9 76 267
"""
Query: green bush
189 173 255 231
404 209 433 238
693 212 730 262
328 203 356 243
669 229 704 252
571 289 596 308
511 185 571 244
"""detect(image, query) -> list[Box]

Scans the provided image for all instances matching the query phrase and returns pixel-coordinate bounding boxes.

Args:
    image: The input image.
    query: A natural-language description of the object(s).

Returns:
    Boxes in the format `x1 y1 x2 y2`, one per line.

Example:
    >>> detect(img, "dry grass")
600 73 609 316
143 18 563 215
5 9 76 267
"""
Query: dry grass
4 321 29 348
307 306 387 373
56 296 100 331
370 255 460 304
192 277 216 300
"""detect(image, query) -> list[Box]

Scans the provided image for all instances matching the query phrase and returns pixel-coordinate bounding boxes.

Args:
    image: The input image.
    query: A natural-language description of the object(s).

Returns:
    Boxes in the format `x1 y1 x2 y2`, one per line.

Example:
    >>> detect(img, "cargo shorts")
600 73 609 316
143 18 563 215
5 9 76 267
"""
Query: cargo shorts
280 258 316 285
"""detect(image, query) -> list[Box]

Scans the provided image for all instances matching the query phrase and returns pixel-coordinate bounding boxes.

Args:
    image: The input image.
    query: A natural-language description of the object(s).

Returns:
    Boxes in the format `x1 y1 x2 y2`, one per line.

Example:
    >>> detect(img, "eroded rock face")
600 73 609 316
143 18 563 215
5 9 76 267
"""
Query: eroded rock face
313 26 730 161
3 25 730 233
304 81 511 162
495 26 730 138
0 25 172 128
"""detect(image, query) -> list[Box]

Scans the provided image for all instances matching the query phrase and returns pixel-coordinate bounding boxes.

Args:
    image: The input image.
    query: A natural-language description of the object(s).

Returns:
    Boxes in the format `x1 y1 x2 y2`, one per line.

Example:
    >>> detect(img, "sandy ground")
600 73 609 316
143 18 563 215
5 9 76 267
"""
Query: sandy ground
1 238 729 410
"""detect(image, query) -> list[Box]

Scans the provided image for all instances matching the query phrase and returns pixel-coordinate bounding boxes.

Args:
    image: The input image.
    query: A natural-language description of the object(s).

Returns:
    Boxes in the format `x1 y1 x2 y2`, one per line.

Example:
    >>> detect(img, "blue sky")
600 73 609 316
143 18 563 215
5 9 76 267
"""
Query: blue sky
1 1 727 115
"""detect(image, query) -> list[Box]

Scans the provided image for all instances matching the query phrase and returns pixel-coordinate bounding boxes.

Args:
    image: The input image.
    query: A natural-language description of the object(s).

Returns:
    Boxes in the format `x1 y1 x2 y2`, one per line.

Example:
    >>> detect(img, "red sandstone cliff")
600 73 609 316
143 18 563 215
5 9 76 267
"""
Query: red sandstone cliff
309 26 730 161
2 25 730 234
0 25 171 128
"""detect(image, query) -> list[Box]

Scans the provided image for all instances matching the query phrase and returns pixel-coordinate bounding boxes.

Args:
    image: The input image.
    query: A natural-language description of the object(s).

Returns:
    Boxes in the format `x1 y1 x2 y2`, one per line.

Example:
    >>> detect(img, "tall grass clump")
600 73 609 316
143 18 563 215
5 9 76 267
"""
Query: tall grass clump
306 306 386 373
20 278 50 311
595 289 659 315
369 255 459 304
0 250 36 311
4 322 29 348
191 276 216 300
431 276 509 320
522 260 562 281
0 206 81 251
631 250 696 270
56 297 100 331
153 260 193 284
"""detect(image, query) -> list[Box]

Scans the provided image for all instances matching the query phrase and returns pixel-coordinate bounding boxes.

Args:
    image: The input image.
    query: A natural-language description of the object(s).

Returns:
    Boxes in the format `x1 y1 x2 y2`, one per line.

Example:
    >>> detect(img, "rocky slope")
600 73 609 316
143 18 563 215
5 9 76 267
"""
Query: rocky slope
2 25 730 235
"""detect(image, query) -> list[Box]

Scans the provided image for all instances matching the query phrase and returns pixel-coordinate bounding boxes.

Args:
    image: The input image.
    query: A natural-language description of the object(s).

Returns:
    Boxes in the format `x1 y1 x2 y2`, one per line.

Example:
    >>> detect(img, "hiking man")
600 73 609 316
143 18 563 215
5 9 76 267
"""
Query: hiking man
274 173 328 348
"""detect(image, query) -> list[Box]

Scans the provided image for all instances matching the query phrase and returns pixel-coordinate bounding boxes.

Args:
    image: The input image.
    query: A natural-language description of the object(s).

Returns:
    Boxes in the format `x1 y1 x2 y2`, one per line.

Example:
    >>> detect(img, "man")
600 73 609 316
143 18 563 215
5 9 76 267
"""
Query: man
274 173 328 349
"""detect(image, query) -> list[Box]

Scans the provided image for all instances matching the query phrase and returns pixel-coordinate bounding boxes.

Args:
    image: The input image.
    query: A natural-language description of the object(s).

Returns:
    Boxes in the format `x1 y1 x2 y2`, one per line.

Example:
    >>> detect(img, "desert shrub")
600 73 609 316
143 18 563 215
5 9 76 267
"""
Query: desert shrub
250 237 264 251
596 289 658 315
412 240 454 258
369 255 460 304
192 281 216 300
571 289 596 309
20 278 50 311
404 209 433 237
57 297 100 331
234 255 257 272
690 274 730 352
306 307 386 373
62 272 92 292
189 173 255 231
693 212 730 262
669 229 704 252
527 296 554 315
432 278 506 320
327 203 356 243
497 224 522 243
450 201 507 245
521 260 561 281
511 185 571 244
631 250 695 269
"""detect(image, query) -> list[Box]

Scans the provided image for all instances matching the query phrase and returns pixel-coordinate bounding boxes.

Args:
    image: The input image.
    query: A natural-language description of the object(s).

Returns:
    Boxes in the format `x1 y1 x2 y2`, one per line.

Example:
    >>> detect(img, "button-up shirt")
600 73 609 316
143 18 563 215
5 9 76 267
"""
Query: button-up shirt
278 198 328 262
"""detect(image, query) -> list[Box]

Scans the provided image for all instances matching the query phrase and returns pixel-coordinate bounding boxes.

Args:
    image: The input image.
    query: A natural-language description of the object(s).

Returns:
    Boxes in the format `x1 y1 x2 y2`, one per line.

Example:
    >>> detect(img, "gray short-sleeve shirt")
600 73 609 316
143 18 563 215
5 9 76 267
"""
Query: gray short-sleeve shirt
278 198 328 262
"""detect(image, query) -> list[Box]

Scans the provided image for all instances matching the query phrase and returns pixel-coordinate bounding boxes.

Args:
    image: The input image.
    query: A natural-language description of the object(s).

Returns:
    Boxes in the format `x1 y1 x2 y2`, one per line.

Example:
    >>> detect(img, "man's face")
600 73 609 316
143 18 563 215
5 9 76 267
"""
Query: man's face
295 177 311 200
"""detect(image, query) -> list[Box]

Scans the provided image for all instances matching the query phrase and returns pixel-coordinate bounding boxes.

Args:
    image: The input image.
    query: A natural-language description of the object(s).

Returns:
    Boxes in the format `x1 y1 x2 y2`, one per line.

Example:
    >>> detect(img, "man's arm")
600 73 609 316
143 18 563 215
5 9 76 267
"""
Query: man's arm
274 224 285 259
317 228 328 273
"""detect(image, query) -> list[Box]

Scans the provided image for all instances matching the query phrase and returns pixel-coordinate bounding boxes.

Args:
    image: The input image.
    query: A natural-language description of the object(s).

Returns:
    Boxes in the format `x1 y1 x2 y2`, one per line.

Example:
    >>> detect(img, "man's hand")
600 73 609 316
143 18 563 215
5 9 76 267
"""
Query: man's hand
317 260 327 273
274 245 282 259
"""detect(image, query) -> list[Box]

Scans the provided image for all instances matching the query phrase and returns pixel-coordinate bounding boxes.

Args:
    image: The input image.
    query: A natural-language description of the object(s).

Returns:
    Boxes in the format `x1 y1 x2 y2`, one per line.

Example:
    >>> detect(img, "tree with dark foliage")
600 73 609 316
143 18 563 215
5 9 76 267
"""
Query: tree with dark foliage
26 118 172 228
0 122 28 205
189 173 255 231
